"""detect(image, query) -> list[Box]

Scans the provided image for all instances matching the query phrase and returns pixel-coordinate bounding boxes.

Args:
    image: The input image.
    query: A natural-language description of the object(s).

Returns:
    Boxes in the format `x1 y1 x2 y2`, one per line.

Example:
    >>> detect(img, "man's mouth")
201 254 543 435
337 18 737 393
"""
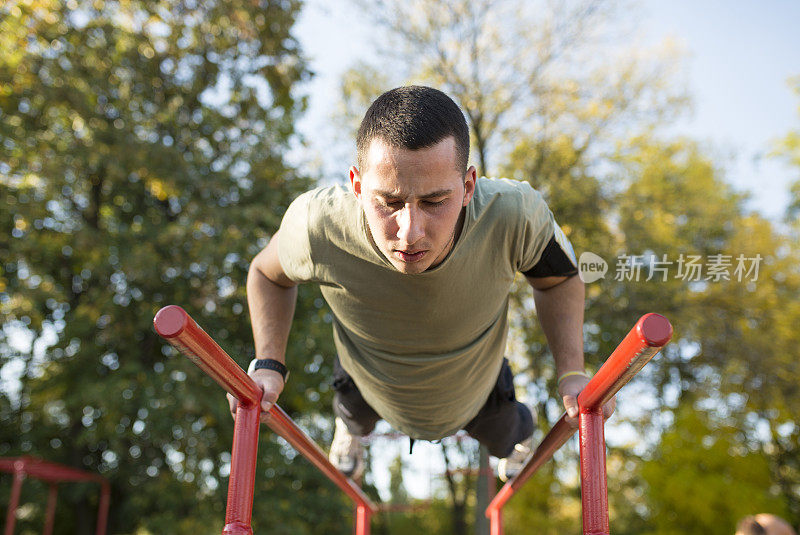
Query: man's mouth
394 249 427 262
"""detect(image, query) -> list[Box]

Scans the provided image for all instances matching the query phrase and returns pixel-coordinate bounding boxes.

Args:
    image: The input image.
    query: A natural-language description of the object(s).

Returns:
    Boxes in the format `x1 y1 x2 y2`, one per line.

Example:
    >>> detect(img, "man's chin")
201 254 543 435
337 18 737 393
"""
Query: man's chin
389 258 429 274
383 252 431 274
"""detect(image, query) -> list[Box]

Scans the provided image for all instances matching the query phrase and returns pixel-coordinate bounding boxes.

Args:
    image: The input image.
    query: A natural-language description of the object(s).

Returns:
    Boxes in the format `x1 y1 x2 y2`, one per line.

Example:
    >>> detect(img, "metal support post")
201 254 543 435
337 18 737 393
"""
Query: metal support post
579 408 609 535
43 484 58 535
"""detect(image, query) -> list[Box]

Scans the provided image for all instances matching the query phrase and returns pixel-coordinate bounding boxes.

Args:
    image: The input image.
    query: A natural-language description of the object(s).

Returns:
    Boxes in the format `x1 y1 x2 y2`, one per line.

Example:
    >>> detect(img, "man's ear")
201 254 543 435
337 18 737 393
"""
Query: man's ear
349 166 362 200
462 165 477 206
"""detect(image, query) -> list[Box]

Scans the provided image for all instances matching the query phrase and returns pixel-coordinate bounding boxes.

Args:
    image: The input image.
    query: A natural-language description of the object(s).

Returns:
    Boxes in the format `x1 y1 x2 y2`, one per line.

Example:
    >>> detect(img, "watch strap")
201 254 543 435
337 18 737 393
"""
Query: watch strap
247 358 289 382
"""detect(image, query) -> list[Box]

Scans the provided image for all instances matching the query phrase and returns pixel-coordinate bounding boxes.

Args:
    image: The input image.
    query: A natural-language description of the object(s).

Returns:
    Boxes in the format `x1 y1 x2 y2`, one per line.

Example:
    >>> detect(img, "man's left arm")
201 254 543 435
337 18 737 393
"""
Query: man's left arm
526 274 616 428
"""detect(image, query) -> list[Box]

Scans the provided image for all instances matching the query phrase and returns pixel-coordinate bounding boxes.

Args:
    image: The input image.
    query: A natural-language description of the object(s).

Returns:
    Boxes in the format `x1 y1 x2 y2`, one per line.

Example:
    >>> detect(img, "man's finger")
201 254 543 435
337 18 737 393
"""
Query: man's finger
257 387 280 423
562 394 580 429
563 394 579 419
227 393 238 421
602 398 616 420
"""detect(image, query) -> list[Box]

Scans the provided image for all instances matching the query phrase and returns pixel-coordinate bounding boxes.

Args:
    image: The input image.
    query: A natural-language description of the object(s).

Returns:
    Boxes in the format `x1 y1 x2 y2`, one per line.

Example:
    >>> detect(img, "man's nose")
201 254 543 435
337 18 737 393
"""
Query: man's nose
396 204 424 245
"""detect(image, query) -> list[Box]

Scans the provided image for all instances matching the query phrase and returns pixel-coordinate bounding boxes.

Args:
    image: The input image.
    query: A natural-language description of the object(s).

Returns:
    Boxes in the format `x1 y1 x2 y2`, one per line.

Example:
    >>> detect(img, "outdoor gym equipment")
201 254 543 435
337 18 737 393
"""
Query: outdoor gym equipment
1 456 110 535
154 305 377 535
154 305 671 535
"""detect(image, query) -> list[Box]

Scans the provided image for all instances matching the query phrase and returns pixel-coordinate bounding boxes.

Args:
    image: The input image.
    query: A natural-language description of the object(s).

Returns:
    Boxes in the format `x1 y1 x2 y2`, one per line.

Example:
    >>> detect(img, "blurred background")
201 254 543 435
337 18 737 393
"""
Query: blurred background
1 0 798 534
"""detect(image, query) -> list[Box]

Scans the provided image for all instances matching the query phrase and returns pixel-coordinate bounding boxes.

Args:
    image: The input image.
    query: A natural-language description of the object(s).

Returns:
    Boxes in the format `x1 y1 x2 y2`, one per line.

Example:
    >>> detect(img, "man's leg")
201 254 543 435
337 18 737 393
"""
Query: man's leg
330 356 381 478
462 358 535 459
332 356 381 436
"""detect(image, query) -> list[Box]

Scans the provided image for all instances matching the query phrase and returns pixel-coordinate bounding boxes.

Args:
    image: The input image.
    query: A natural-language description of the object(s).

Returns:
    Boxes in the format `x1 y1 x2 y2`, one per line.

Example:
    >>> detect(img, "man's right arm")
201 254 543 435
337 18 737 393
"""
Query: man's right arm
227 229 299 423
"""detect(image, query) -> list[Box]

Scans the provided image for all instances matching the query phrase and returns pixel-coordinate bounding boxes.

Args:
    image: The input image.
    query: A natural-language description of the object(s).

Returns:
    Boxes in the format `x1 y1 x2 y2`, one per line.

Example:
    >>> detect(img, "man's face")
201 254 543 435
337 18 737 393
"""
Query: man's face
350 137 476 274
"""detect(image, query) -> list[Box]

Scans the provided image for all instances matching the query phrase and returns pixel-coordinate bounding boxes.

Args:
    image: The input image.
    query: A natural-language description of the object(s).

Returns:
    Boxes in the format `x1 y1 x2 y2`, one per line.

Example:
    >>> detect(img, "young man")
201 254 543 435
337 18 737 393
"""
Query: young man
228 86 615 481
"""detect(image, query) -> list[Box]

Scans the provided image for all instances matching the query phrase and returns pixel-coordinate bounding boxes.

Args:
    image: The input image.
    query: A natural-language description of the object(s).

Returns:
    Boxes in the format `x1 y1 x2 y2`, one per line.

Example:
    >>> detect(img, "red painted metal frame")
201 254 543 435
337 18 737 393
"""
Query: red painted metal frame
486 313 672 535
0 456 110 535
154 305 377 535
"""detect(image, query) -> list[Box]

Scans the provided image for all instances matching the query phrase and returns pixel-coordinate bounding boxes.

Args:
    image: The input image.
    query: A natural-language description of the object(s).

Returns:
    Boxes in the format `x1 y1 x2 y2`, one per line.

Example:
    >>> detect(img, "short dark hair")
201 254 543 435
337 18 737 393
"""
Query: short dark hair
737 517 767 535
356 86 470 174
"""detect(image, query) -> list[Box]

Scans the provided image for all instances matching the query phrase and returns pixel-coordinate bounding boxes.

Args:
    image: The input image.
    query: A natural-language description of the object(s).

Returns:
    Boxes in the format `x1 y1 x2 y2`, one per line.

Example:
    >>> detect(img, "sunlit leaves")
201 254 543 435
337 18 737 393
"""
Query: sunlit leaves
1 0 347 533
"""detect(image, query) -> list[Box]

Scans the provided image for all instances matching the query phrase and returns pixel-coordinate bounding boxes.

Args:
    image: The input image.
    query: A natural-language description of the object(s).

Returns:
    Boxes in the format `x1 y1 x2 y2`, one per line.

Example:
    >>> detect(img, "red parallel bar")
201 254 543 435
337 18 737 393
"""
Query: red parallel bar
263 403 377 510
489 508 502 535
580 409 608 535
96 482 110 535
153 305 378 534
44 484 58 535
153 305 261 407
355 504 372 535
0 457 109 535
223 404 260 535
4 467 24 535
485 313 672 534
576 313 672 412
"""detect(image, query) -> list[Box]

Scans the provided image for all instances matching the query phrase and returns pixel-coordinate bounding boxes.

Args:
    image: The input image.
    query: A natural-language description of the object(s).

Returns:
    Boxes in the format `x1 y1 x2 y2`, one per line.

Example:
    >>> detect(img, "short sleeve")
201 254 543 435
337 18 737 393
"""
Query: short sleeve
514 182 557 273
277 192 315 282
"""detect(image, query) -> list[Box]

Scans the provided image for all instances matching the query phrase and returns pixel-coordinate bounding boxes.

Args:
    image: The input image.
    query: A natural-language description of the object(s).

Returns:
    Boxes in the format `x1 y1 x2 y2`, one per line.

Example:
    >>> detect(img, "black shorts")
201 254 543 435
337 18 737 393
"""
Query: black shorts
332 357 534 458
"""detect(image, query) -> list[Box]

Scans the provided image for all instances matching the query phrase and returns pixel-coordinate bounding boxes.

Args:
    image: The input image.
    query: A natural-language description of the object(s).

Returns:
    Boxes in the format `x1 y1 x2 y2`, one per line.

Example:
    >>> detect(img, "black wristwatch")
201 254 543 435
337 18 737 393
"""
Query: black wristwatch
247 358 289 383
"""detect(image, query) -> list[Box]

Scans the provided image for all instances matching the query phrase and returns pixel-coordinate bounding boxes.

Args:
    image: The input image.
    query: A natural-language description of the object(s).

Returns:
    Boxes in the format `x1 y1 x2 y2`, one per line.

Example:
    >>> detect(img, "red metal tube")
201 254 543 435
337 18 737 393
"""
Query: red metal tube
43 484 58 535
264 404 375 510
4 466 24 535
579 408 609 535
489 508 503 535
577 313 672 411
222 404 260 535
486 313 672 532
355 504 371 535
487 415 574 514
154 305 261 407
154 305 377 533
96 482 110 535
0 457 109 535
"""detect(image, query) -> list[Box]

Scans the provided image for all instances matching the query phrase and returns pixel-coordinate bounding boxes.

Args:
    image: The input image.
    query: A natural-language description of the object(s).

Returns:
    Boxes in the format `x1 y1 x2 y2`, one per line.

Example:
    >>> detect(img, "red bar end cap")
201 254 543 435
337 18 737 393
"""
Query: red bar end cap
640 313 672 347
153 305 189 338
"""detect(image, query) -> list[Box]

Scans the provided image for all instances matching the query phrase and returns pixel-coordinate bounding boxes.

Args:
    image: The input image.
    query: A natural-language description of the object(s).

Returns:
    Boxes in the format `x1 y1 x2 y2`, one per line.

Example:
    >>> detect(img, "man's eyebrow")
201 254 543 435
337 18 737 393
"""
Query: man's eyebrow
373 189 454 200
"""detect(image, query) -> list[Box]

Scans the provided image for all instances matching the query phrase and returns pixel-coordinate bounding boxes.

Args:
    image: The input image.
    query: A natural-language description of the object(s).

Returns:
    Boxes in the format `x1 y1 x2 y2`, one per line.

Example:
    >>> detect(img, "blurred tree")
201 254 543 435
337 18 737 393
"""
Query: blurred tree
439 440 477 535
640 406 789 535
344 0 686 177
609 134 800 529
388 453 409 505
775 76 800 224
502 458 581 535
374 453 433 535
0 0 350 533
764 74 800 525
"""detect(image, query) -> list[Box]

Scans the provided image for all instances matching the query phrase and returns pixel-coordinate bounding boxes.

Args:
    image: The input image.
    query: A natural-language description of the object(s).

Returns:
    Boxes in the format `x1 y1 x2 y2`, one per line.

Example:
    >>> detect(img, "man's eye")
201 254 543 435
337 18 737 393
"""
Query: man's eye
423 200 445 207
385 201 403 209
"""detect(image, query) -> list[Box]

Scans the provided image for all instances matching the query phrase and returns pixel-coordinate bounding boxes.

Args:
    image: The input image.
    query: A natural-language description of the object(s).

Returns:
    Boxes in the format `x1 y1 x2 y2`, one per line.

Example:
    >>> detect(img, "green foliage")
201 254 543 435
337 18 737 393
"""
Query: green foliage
640 407 789 535
499 127 800 531
3 0 799 532
775 77 800 224
0 0 348 533
388 453 409 505
503 461 581 535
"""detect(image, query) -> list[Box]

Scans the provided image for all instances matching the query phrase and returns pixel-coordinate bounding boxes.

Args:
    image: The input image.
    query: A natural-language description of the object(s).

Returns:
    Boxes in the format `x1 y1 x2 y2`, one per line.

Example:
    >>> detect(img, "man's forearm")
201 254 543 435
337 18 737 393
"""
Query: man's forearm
246 264 297 362
531 275 585 376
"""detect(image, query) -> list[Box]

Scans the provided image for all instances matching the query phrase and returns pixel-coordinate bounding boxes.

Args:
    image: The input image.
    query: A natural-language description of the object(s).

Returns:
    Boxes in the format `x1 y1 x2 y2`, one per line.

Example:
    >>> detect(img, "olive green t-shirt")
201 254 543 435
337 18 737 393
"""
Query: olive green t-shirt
278 177 555 440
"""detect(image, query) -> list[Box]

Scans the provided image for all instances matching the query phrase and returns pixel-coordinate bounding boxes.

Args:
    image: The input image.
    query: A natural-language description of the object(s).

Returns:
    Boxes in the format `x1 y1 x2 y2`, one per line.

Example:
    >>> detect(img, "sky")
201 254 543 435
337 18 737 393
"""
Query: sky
290 0 800 500
643 1 800 219
294 0 800 221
